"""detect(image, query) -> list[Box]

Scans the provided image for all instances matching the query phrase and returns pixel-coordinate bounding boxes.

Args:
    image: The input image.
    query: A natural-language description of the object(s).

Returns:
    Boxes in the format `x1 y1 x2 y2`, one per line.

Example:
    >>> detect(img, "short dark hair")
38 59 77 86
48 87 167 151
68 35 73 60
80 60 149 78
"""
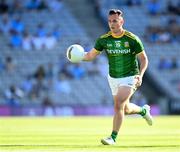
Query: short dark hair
108 9 123 16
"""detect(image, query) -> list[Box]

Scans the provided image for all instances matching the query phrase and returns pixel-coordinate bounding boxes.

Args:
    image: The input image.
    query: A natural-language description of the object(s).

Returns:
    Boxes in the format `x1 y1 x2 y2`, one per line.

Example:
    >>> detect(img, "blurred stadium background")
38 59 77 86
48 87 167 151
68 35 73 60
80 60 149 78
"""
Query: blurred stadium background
0 0 180 117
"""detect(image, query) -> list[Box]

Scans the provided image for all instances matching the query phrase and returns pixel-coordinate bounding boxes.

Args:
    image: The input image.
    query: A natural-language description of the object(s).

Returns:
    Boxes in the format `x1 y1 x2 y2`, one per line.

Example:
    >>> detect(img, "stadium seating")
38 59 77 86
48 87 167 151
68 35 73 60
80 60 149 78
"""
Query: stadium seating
0 0 113 106
0 0 179 113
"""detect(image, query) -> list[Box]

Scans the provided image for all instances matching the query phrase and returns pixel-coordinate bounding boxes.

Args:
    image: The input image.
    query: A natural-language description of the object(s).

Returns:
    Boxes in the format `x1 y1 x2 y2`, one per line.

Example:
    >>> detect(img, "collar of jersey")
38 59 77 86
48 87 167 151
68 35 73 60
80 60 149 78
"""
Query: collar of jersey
111 30 125 38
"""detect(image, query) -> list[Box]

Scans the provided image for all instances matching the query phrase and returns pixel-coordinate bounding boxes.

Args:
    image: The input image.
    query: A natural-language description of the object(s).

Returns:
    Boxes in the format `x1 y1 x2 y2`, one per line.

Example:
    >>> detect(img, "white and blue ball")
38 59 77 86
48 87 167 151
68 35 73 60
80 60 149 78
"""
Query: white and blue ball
66 44 85 63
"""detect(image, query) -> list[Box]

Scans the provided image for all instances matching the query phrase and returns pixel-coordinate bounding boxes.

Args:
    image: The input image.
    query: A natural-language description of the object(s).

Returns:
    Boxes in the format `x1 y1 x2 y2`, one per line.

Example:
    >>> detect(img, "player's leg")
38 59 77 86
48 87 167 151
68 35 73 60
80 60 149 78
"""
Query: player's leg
112 86 134 133
125 103 153 125
101 86 134 145
121 75 153 125
124 102 153 126
101 75 153 145
124 102 142 114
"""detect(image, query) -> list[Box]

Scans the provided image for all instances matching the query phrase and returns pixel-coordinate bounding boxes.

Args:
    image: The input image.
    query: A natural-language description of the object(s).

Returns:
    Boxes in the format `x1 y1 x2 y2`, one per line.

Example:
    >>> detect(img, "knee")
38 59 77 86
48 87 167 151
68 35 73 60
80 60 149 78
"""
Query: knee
114 102 125 113
114 95 130 113
124 105 130 114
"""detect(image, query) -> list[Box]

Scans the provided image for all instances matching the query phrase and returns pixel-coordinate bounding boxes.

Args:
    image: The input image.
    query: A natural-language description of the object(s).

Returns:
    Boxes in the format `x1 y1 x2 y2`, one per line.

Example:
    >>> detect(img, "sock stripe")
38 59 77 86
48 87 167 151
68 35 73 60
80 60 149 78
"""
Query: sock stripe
111 131 118 141
140 108 146 116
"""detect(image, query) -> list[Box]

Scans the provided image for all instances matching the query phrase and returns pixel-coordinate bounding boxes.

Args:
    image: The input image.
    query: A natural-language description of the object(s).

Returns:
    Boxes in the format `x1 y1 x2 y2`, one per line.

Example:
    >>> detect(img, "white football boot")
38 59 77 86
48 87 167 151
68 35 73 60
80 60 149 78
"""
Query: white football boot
142 104 153 126
101 137 115 145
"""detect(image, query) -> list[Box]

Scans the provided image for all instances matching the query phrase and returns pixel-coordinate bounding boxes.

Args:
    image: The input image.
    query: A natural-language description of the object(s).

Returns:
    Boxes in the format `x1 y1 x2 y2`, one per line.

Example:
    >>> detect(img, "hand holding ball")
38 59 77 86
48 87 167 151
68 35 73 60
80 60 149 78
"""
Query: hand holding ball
66 44 85 63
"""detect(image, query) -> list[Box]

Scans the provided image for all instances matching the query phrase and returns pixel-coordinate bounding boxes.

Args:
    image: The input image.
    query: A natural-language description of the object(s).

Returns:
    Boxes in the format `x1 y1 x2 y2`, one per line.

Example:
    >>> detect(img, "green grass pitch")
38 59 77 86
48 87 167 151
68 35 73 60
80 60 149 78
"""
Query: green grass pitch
0 116 179 152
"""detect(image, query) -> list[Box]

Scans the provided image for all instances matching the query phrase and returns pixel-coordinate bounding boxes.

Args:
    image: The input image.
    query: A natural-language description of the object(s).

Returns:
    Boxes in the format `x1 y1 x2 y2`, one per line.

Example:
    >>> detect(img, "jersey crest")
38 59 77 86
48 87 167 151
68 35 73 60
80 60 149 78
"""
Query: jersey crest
124 41 129 47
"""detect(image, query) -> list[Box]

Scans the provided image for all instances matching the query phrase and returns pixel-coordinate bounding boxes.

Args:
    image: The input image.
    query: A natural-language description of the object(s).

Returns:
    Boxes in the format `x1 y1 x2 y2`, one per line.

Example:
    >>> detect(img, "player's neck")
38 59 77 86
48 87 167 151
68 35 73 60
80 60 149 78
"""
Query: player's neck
112 29 125 38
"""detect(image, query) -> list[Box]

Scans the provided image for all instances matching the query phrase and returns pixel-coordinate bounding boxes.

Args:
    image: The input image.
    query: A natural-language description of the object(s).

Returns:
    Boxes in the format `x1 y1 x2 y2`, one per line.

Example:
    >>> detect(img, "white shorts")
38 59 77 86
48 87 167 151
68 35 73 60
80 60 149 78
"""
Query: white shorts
107 75 138 95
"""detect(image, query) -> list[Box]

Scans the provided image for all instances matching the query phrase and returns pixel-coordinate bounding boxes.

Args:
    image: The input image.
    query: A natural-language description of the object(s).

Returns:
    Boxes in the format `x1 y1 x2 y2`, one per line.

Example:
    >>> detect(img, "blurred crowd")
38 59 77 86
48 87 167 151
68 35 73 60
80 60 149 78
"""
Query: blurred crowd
145 0 180 44
0 0 63 50
0 51 109 107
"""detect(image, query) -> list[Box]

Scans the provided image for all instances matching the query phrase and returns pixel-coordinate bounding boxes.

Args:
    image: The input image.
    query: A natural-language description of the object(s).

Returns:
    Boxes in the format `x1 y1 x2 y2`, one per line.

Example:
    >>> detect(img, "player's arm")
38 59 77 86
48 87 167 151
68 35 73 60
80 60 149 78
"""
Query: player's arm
83 48 101 61
135 50 148 87
137 50 148 78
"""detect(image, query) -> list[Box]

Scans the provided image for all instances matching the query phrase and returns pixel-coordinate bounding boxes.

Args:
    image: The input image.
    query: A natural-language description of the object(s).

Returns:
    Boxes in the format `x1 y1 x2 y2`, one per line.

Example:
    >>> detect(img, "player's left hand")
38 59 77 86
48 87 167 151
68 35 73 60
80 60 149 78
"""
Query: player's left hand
135 75 142 88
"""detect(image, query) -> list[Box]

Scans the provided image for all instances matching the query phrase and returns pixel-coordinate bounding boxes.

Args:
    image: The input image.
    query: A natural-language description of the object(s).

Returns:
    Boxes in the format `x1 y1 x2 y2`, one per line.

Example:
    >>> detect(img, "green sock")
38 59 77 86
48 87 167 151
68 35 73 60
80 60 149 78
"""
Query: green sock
111 131 118 142
139 108 146 116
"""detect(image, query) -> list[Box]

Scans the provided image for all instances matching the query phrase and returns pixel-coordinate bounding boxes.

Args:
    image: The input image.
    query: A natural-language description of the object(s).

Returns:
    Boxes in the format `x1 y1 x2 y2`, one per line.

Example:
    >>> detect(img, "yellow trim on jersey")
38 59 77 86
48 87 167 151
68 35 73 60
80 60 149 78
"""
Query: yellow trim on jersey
100 31 112 38
111 30 125 38
94 48 102 54
137 50 144 55
100 30 137 40
124 31 136 40
100 30 126 39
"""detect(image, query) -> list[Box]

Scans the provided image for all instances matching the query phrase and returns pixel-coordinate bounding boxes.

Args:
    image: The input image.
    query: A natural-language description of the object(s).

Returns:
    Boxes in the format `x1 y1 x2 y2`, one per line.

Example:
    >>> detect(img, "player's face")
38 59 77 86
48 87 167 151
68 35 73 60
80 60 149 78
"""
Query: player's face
108 14 124 33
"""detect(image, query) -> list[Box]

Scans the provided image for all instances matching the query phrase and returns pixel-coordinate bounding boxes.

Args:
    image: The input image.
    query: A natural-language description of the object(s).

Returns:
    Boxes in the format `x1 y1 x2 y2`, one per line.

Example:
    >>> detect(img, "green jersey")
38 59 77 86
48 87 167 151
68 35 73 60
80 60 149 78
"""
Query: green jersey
94 30 144 78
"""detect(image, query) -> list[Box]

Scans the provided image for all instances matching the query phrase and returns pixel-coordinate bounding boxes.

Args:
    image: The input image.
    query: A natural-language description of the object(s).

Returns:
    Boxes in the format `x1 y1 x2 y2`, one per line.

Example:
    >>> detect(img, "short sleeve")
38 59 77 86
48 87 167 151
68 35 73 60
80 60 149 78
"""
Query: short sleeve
94 38 104 52
134 36 144 54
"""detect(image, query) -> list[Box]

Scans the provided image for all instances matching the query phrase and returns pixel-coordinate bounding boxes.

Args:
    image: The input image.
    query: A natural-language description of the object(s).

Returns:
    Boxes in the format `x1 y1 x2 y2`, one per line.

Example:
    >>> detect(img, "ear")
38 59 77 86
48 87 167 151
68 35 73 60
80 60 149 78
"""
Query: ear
119 16 124 24
120 19 124 25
